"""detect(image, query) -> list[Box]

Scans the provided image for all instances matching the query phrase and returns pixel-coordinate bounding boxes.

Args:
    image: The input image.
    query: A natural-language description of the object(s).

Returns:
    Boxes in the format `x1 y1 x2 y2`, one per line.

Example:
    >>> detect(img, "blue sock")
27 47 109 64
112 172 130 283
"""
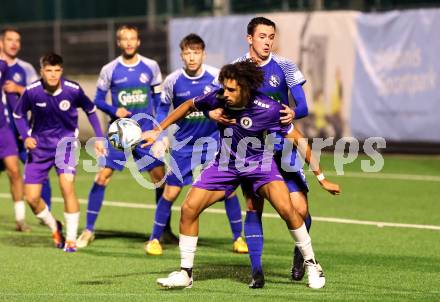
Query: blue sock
41 179 52 210
244 211 263 274
224 194 243 241
155 187 171 231
86 182 106 232
150 196 173 240
305 213 312 232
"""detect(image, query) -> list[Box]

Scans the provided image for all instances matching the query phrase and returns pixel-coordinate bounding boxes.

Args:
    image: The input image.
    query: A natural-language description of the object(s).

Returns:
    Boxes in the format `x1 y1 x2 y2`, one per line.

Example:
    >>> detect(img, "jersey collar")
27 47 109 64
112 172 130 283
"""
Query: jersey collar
181 65 206 80
245 52 272 67
118 54 140 67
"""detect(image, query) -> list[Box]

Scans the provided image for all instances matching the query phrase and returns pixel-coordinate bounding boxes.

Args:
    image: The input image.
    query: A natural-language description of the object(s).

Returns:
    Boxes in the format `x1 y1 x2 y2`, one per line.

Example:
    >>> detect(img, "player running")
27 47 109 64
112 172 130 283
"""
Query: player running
144 34 247 256
0 48 31 232
143 60 340 289
1 27 53 213
13 53 105 252
77 25 175 248
208 17 314 283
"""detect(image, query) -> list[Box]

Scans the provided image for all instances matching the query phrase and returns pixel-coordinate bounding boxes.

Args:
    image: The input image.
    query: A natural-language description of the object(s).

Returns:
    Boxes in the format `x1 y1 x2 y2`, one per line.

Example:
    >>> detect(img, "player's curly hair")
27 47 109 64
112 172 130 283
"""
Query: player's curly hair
219 60 264 102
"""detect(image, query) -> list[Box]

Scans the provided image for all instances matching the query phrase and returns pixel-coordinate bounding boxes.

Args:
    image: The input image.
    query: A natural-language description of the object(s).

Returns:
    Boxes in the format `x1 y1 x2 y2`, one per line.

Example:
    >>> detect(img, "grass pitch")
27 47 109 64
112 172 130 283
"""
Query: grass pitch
0 154 439 301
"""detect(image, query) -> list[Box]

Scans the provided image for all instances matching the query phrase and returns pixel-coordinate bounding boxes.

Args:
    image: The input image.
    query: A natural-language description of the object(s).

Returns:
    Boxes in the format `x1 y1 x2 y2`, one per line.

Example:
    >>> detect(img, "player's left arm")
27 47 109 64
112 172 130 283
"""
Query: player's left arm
283 126 340 195
279 60 309 124
77 88 104 137
150 60 163 115
77 88 106 156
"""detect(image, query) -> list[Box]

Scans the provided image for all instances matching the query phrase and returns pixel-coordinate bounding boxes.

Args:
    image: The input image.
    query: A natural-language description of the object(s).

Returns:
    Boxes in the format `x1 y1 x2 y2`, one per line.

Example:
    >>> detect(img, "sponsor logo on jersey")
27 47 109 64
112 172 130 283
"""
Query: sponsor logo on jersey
269 74 281 88
36 102 47 108
176 91 191 97
114 77 128 84
117 87 149 109
253 100 270 109
13 72 22 83
139 73 149 84
240 116 253 129
59 100 71 111
191 80 199 84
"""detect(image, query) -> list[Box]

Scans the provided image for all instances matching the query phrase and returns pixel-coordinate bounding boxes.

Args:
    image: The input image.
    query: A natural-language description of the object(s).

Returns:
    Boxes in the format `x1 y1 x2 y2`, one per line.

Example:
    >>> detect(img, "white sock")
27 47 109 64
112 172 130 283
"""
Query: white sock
36 206 57 232
179 234 198 269
290 223 315 261
64 212 80 242
14 201 26 223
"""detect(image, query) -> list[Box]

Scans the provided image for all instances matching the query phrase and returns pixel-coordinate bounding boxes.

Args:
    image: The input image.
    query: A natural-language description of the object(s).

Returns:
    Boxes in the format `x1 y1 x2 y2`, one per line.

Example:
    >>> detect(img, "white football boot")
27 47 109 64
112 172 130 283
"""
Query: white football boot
304 259 326 289
157 270 193 289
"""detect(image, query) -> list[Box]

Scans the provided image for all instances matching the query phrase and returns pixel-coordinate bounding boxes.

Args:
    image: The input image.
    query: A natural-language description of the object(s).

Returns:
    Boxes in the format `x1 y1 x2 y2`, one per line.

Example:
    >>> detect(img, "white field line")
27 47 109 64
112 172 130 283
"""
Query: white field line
1 193 439 231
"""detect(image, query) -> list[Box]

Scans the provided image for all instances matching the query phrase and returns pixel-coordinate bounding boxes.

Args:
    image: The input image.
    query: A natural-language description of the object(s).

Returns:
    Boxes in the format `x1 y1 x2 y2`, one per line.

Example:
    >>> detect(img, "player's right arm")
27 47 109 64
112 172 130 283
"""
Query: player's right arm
141 89 221 146
12 90 36 149
94 65 131 118
141 99 196 146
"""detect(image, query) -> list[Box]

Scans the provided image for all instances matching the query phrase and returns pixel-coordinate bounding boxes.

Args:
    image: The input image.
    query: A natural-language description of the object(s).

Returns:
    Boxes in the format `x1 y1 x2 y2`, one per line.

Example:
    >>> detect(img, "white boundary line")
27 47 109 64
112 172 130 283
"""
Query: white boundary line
1 193 439 231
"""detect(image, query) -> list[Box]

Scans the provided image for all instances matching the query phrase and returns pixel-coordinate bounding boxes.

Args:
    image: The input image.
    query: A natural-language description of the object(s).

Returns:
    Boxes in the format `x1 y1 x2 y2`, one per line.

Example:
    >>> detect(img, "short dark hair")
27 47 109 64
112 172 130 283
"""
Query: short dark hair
40 53 63 68
116 25 139 40
179 33 205 50
219 60 264 102
0 26 21 38
247 17 276 36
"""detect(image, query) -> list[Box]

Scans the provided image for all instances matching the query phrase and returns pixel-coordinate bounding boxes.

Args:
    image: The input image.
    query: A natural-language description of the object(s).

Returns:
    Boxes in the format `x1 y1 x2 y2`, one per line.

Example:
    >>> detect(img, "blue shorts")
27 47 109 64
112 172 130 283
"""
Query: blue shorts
99 138 164 172
275 151 309 193
166 144 217 187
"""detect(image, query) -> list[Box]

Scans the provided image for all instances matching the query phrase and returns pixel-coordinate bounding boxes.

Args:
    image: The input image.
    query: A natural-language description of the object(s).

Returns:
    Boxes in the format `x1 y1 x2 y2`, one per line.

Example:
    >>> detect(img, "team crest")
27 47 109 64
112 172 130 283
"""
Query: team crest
59 100 71 111
203 85 212 94
269 74 281 87
13 73 22 83
139 73 149 83
240 117 253 129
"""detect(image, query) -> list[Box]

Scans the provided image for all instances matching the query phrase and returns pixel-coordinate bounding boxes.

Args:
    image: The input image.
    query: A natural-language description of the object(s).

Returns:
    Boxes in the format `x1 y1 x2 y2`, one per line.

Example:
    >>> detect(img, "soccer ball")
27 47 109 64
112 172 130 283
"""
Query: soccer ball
108 118 143 150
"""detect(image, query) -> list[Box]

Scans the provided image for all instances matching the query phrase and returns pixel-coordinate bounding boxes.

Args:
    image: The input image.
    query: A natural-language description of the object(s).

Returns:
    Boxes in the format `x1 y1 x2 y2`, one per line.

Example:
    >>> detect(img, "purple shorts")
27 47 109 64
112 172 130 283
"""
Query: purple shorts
24 141 77 184
192 159 284 198
0 125 19 159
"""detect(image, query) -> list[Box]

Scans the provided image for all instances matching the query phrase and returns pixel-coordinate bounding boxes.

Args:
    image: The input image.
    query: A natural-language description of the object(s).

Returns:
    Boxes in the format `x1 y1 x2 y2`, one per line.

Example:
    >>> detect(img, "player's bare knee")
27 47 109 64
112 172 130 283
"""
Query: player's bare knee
181 201 199 221
290 194 308 218
163 191 179 202
95 172 111 186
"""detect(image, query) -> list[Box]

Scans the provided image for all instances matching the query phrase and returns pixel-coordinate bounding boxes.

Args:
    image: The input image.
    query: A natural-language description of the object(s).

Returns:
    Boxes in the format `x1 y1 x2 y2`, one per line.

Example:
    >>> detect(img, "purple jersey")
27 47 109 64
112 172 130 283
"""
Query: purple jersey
0 59 9 128
193 89 293 169
13 78 97 149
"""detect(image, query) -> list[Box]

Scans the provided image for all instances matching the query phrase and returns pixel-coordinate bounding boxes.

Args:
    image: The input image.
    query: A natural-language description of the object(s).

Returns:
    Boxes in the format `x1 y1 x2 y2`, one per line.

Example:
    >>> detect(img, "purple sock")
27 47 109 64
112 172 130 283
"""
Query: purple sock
244 211 263 274
224 195 242 241
150 196 173 240
86 182 106 232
